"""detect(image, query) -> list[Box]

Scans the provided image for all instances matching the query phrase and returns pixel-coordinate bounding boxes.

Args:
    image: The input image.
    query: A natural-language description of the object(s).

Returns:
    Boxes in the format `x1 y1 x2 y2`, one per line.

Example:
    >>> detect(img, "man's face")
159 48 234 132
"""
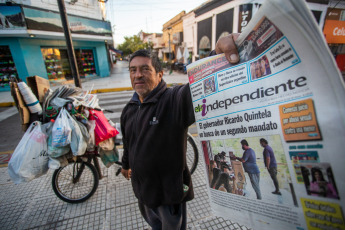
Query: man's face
129 56 163 102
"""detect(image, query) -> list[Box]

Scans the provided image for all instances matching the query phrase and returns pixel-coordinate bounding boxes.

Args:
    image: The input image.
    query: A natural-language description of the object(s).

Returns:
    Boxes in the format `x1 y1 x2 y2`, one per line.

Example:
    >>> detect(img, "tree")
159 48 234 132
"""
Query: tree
117 35 153 56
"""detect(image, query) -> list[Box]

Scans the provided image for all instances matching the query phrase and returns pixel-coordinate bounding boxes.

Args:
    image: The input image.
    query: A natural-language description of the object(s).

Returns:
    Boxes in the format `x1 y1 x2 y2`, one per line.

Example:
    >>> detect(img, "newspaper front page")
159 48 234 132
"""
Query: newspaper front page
187 0 345 229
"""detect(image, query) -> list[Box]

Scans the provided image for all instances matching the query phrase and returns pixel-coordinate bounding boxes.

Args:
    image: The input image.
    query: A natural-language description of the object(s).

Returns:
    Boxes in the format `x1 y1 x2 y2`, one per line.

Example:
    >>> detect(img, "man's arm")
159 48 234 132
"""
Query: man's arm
266 156 271 170
236 150 248 163
263 149 270 169
175 84 195 128
236 157 245 163
120 113 131 180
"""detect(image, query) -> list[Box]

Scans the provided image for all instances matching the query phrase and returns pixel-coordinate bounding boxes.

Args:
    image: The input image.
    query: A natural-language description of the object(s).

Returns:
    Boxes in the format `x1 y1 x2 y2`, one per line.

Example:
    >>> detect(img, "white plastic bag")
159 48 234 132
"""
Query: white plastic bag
8 121 49 184
48 155 69 170
52 108 72 147
46 119 70 158
48 135 70 157
86 120 96 151
66 113 88 156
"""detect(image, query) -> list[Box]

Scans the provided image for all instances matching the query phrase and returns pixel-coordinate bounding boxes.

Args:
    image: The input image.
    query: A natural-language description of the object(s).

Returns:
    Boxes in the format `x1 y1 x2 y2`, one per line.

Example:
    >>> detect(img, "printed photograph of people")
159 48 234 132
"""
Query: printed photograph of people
202 135 296 206
250 55 271 80
300 163 340 199
203 76 216 95
289 151 319 183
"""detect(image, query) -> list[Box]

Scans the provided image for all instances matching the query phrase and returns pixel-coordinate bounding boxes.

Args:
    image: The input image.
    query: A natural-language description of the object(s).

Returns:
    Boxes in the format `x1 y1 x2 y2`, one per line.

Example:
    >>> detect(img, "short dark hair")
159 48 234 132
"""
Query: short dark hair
260 138 268 144
240 139 249 146
129 49 162 73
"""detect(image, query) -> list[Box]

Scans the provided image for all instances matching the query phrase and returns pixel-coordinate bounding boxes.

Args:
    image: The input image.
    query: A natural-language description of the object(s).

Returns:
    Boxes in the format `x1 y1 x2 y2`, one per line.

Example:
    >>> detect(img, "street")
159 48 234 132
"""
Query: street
0 63 248 230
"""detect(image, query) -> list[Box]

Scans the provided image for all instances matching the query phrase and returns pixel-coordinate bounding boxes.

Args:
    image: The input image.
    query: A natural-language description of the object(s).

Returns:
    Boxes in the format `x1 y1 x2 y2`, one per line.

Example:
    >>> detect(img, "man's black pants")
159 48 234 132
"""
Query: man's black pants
138 201 187 230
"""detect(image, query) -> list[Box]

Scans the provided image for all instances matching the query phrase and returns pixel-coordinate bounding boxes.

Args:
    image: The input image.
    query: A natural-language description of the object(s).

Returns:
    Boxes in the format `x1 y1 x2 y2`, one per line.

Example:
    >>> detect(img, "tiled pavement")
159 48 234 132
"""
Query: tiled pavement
0 145 250 230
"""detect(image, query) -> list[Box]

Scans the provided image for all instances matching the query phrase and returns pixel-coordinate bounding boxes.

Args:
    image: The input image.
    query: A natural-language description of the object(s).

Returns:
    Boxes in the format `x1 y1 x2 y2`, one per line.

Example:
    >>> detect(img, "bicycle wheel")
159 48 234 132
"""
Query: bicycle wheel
187 133 199 175
52 161 99 203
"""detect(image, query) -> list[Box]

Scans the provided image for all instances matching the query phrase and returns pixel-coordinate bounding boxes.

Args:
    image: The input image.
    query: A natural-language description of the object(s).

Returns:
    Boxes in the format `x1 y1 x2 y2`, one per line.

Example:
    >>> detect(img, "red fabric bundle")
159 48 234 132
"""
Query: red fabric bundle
89 109 119 145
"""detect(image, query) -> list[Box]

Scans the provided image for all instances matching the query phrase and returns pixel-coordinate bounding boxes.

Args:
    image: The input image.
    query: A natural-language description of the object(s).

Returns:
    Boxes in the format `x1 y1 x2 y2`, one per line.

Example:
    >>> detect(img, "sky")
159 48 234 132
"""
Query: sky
105 0 207 46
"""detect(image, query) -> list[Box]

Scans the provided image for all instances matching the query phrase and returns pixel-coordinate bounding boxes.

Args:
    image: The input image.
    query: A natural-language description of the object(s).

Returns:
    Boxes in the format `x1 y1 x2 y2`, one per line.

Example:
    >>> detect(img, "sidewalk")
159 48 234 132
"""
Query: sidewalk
0 61 189 105
0 151 247 230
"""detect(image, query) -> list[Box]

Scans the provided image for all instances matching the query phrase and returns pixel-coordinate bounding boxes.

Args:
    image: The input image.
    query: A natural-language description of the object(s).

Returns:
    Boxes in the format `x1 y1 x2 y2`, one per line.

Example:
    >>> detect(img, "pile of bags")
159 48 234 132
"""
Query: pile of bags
8 83 120 184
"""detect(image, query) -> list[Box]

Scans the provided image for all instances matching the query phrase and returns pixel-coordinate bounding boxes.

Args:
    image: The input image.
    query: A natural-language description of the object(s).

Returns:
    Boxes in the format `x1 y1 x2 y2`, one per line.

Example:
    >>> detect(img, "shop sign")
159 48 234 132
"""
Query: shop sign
238 4 252 33
69 21 86 32
323 8 345 44
22 6 112 36
0 6 26 29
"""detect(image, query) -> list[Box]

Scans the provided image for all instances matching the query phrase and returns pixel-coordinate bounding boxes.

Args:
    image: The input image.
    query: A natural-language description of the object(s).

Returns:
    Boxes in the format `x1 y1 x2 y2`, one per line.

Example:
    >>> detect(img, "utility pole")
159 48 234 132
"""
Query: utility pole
57 0 81 88
168 27 172 63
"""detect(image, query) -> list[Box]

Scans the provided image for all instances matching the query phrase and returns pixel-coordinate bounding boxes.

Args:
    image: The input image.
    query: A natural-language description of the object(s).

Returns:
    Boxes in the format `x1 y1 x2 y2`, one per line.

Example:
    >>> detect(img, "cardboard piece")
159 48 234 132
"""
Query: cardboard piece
26 76 50 103
10 82 30 131
231 160 246 190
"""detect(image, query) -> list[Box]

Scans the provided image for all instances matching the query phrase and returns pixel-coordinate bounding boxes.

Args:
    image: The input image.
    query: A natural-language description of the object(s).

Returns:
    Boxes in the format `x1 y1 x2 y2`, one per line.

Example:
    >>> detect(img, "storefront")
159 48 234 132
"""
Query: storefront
0 5 113 91
0 46 18 89
41 48 98 81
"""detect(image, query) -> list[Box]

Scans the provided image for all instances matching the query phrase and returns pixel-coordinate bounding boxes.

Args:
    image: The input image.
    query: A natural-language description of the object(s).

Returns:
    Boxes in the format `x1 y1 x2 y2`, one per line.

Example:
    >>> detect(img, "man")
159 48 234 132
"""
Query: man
120 35 240 229
260 138 281 195
120 49 194 229
236 139 262 200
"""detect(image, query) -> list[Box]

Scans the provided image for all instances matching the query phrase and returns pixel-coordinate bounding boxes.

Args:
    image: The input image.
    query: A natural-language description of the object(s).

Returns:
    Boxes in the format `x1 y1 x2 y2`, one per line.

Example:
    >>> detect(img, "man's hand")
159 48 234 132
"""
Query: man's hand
215 33 240 64
121 168 132 180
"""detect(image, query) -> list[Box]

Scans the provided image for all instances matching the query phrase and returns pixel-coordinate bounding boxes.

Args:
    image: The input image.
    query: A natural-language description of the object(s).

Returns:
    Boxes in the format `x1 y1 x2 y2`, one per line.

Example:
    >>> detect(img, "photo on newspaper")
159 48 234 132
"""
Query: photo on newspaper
187 0 345 229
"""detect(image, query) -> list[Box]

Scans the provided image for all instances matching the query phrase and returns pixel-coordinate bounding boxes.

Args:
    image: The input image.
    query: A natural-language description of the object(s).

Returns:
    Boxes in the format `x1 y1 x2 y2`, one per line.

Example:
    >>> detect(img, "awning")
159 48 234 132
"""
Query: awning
109 46 123 55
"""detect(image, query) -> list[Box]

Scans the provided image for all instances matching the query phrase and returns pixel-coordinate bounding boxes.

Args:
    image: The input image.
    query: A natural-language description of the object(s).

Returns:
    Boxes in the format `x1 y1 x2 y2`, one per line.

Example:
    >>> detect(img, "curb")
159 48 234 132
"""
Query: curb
90 87 133 94
0 83 185 107
0 102 15 107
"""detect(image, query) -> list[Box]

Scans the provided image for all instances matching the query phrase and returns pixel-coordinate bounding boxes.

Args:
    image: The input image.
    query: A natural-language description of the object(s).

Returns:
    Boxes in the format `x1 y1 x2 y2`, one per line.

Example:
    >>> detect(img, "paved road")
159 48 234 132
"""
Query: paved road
0 90 250 230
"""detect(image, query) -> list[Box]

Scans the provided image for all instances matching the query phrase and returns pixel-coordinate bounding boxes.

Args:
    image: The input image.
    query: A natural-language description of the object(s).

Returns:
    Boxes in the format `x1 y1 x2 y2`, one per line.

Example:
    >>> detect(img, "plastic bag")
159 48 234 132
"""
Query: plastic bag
89 109 119 145
66 112 88 156
98 137 115 151
99 146 119 168
50 97 70 108
8 121 49 184
48 155 69 170
52 108 72 147
46 120 70 158
86 120 96 150
77 120 90 144
48 136 70 157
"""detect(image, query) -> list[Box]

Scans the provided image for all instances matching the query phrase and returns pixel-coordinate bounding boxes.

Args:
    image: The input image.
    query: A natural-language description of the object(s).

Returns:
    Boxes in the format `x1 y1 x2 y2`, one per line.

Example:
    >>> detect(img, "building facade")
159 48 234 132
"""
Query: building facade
0 0 112 91
162 11 185 63
167 0 344 71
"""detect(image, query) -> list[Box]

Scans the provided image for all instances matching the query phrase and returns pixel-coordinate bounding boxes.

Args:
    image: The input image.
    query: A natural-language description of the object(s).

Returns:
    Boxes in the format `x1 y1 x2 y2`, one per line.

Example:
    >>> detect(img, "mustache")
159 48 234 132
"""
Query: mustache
134 80 145 83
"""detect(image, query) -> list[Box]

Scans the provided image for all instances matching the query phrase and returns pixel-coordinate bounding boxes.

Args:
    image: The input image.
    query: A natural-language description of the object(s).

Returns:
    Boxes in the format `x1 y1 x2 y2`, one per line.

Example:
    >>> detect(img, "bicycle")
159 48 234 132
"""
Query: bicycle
51 132 199 203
